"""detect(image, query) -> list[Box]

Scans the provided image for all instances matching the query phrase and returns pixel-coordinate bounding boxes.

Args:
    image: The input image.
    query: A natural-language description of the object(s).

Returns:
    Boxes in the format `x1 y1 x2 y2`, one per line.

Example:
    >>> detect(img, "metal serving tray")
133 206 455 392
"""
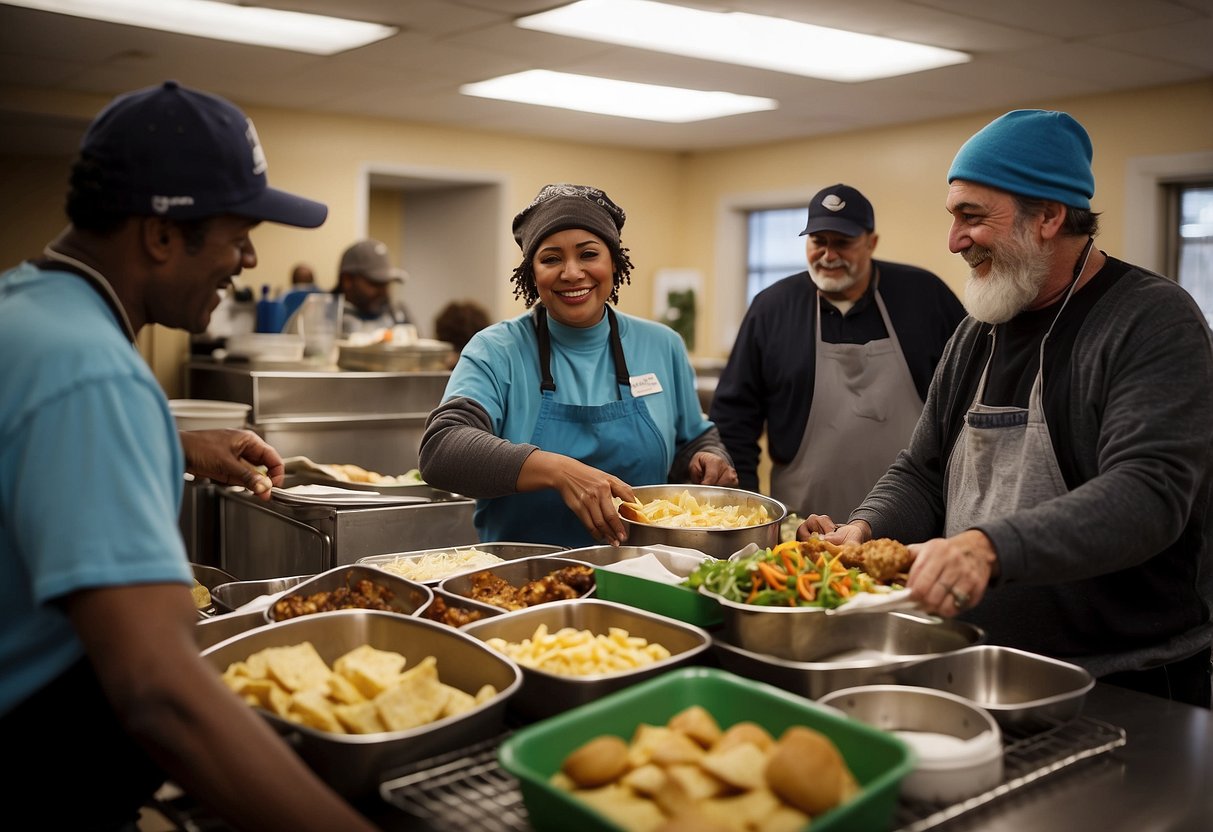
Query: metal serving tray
263 564 432 623
711 612 985 699
418 588 507 628
438 556 594 609
199 609 523 798
886 644 1095 729
210 574 313 614
460 599 711 721
358 542 566 586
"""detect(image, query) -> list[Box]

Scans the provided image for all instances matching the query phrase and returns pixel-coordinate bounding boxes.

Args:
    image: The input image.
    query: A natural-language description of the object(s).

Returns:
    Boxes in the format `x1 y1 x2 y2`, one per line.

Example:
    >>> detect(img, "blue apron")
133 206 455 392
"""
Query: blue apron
477 306 669 547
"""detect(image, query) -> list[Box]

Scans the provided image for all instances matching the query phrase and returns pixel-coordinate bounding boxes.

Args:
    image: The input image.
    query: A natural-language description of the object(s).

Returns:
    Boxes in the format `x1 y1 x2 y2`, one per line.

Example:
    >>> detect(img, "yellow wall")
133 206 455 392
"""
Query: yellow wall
2 79 1210 395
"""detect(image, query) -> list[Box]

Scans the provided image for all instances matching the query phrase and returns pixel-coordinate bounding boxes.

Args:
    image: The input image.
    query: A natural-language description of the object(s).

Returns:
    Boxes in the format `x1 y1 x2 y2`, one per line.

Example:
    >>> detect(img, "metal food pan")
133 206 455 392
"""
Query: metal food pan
192 563 237 618
194 609 268 651
201 609 522 798
619 484 787 558
460 598 711 721
438 556 594 609
210 574 313 614
264 565 432 623
886 644 1094 729
711 611 984 698
358 542 566 585
418 588 506 628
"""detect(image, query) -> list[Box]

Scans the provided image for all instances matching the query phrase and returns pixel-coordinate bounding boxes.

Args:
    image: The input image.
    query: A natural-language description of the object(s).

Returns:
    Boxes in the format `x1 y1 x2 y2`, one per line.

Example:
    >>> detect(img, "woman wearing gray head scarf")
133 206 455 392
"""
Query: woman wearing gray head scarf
420 183 736 547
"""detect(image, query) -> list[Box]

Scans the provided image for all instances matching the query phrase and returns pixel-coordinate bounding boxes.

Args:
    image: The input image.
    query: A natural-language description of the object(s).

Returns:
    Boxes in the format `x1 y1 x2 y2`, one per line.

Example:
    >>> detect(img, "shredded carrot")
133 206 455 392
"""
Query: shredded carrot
747 580 760 603
833 580 852 598
780 548 804 574
758 562 788 589
796 573 817 602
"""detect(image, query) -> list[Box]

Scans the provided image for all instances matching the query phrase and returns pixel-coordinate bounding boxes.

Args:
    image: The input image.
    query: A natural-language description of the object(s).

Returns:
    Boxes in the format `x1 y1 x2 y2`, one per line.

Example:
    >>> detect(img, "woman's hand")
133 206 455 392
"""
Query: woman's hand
517 450 635 545
687 451 738 487
179 429 285 500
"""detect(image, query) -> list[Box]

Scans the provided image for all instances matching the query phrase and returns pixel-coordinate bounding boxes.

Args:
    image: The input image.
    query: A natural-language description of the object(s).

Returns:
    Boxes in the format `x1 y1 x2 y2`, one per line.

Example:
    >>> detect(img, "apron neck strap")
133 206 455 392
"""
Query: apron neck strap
534 305 630 393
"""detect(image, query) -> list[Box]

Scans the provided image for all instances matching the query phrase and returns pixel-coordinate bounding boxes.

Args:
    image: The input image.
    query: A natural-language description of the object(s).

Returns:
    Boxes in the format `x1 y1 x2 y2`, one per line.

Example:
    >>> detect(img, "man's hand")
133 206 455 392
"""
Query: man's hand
798 515 871 545
687 451 739 487
905 529 998 617
179 429 285 500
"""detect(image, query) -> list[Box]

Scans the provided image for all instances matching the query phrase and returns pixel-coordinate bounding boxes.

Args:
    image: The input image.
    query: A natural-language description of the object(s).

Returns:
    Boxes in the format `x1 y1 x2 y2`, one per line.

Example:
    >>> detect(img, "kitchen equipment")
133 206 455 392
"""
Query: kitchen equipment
710 610 984 698
186 361 451 475
818 684 1004 804
359 542 567 585
168 398 251 430
224 333 305 363
194 609 267 650
460 598 711 720
216 485 476 580
337 340 453 372
297 293 342 361
561 544 721 627
200 609 523 798
886 644 1095 729
191 563 237 618
210 574 314 614
263 564 432 623
497 666 913 832
438 556 594 609
618 484 786 558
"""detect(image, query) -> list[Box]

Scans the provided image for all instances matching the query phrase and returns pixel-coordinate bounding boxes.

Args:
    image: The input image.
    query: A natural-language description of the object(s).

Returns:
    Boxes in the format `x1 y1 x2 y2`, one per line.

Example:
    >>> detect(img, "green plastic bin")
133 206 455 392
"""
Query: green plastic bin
592 566 723 628
498 666 913 832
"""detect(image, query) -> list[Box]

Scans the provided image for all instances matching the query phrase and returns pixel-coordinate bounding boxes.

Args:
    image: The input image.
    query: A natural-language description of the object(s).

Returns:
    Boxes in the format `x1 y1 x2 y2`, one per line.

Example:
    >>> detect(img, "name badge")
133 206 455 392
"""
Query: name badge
629 373 663 397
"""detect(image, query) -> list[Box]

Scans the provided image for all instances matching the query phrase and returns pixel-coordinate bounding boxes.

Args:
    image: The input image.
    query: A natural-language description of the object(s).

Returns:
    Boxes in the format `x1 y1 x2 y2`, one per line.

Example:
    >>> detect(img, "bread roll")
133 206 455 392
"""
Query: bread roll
764 726 848 815
562 735 630 788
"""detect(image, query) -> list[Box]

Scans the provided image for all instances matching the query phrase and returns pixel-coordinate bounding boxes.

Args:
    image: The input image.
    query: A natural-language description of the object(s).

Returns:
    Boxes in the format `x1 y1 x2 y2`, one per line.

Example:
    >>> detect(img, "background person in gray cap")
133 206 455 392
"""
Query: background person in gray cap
334 237 411 335
711 183 964 521
420 183 737 547
804 110 1213 708
0 81 377 829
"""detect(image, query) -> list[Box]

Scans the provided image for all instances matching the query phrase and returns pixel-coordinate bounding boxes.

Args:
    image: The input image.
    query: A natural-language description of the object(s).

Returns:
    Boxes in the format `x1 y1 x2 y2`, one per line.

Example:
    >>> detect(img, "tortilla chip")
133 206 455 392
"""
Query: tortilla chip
439 684 477 718
263 642 332 693
700 742 769 790
375 656 448 730
334 644 407 698
290 689 345 733
327 672 367 705
334 700 386 734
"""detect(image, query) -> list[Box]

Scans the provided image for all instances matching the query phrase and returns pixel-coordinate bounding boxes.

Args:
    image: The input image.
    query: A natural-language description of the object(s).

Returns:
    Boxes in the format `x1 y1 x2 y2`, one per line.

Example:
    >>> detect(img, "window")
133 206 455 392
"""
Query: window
746 207 805 304
1169 182 1213 326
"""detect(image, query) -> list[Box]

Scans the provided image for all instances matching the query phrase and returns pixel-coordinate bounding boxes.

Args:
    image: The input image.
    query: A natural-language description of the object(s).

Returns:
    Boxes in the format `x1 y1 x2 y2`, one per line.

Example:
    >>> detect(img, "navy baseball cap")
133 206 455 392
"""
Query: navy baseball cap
799 184 875 238
80 80 327 228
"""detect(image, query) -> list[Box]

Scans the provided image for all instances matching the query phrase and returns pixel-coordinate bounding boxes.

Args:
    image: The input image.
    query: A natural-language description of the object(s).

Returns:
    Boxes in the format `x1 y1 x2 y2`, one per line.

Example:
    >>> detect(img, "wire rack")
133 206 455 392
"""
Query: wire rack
380 715 1126 832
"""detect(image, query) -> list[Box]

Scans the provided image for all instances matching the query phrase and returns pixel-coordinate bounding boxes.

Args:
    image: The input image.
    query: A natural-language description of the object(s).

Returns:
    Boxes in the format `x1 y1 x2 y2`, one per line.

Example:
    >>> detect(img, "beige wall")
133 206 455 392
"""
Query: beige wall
2 80 1210 395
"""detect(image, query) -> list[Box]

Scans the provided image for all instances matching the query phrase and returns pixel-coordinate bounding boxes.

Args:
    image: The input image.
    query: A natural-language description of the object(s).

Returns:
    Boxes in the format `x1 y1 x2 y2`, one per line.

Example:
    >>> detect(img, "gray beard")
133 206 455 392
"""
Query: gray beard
809 261 859 294
962 230 1051 324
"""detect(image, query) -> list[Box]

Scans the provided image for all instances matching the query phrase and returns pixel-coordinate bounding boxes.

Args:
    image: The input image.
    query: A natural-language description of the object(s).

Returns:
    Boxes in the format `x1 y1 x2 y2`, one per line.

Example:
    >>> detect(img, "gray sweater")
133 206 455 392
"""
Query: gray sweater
854 256 1213 675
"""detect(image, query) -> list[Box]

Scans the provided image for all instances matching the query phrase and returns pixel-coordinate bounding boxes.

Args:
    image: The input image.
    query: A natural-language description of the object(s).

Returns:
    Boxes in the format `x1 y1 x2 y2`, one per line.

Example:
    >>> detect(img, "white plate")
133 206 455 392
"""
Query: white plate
271 485 430 506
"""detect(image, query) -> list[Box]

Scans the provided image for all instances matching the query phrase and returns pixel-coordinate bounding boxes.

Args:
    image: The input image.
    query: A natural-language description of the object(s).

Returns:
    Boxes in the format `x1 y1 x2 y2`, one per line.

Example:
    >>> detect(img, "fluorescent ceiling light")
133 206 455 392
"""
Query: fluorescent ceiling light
517 0 970 82
462 70 776 123
1 0 396 55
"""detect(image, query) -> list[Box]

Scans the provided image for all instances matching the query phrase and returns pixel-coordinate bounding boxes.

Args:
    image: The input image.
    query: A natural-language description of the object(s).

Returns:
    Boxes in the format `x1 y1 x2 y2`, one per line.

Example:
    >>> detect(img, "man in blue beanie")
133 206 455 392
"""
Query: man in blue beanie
0 82 378 828
804 109 1213 708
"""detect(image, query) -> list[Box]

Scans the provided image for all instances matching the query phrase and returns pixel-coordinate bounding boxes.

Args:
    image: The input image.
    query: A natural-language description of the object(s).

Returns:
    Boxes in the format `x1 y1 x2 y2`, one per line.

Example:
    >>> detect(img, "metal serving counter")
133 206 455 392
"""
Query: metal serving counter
186 360 450 474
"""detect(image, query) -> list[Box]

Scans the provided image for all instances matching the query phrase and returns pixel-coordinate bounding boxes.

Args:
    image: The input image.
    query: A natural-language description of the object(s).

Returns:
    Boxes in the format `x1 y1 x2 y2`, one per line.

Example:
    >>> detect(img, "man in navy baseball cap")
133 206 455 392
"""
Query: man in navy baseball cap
0 84 378 830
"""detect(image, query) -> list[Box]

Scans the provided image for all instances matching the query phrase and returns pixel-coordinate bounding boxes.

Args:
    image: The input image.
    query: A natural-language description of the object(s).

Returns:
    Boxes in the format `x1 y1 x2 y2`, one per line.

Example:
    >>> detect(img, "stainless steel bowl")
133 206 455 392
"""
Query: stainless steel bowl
418 588 507 628
460 598 711 721
210 574 313 614
438 555 594 609
194 609 268 651
711 611 985 698
200 609 523 798
818 684 1004 804
887 644 1094 729
358 542 566 586
263 565 433 623
619 484 787 558
192 563 238 618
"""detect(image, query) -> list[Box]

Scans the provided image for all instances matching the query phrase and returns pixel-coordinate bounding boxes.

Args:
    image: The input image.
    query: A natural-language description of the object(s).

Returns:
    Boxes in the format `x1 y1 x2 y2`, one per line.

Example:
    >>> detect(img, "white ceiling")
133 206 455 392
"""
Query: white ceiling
1 0 1211 157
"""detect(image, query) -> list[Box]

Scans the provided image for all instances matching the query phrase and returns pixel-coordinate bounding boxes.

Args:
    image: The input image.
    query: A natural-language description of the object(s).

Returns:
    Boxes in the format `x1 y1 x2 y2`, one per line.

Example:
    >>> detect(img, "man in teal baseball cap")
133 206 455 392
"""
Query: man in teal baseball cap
802 109 1213 709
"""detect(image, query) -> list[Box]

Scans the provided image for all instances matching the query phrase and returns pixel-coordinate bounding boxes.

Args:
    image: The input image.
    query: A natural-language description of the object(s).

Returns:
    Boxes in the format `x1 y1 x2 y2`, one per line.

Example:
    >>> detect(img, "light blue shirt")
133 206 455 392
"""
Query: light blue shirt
443 307 712 461
0 262 191 715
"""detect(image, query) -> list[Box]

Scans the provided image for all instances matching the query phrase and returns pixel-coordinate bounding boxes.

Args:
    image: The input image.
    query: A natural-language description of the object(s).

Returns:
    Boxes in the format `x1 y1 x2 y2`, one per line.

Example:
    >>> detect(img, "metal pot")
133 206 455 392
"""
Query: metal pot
619 484 786 558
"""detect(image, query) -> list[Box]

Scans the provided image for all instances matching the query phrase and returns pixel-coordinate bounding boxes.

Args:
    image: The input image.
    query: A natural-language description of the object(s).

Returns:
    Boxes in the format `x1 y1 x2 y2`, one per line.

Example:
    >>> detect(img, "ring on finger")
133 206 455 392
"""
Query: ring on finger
948 586 971 608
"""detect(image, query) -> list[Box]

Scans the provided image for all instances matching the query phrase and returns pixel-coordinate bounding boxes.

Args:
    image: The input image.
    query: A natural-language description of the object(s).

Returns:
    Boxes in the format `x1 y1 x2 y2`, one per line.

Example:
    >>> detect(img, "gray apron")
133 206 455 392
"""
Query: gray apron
772 283 923 519
943 256 1086 649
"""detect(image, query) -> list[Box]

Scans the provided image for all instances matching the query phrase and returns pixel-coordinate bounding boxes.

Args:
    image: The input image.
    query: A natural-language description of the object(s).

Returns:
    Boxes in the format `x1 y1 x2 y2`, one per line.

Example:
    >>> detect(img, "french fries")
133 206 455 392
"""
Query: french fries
485 623 671 677
619 490 769 530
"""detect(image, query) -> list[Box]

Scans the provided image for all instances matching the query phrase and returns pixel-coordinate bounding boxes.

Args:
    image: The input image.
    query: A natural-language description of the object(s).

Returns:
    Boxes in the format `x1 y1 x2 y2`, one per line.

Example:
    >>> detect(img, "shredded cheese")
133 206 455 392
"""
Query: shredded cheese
375 548 505 582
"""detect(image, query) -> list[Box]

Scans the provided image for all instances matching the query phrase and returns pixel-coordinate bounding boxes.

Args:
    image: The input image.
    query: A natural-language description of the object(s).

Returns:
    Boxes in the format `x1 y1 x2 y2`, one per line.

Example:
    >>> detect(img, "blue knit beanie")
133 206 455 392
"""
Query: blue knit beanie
948 110 1094 209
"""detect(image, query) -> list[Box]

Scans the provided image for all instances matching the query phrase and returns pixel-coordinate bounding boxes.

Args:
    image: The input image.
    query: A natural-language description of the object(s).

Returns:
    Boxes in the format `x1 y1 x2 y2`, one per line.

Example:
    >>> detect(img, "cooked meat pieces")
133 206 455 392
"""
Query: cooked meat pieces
465 564 595 610
423 595 485 627
271 576 397 620
859 538 913 582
